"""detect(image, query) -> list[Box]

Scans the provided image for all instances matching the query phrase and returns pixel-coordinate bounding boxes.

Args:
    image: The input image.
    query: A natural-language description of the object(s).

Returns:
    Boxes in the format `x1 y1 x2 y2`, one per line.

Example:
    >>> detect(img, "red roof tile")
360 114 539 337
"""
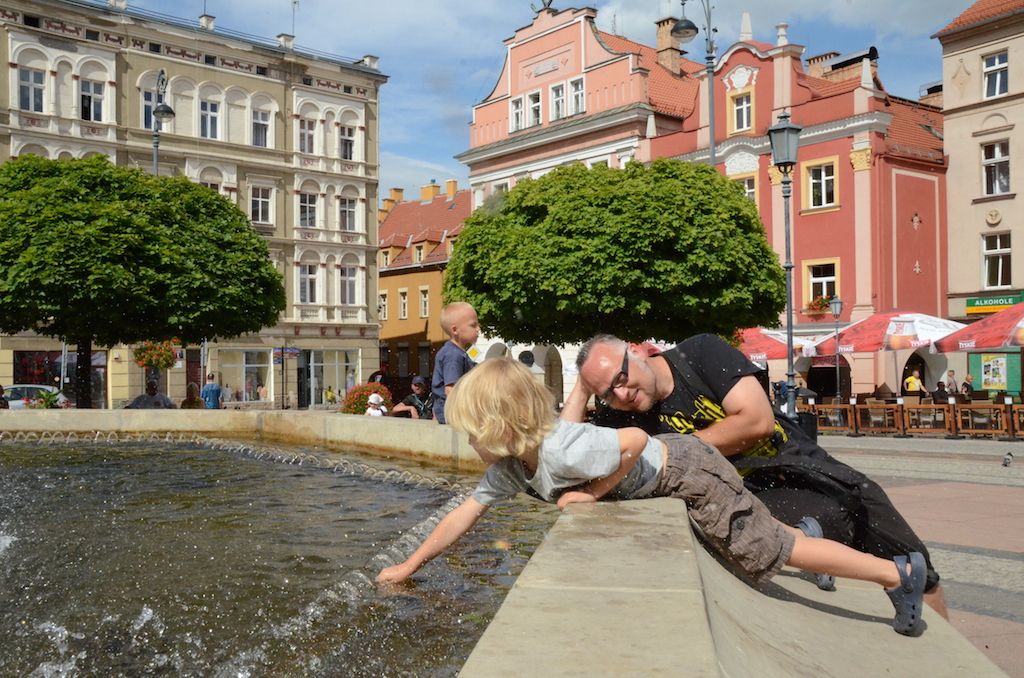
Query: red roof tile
799 72 862 98
883 97 944 162
378 190 472 268
934 0 1024 38
597 31 700 118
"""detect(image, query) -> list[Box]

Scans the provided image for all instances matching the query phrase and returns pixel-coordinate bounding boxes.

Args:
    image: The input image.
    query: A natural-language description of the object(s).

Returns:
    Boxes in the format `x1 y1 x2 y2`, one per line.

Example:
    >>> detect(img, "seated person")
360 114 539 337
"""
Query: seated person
391 376 432 419
931 382 948 403
126 379 176 409
365 392 387 416
180 382 205 409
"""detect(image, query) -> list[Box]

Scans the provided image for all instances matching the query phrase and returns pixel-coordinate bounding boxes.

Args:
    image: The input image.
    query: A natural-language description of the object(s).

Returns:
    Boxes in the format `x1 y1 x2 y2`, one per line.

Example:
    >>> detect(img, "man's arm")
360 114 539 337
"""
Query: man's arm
560 378 591 423
376 496 489 583
691 375 776 457
557 427 649 509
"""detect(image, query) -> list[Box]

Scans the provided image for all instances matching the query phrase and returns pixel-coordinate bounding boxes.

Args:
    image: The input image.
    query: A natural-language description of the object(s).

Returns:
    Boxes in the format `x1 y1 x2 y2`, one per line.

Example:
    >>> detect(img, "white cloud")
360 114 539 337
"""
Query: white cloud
379 150 467 196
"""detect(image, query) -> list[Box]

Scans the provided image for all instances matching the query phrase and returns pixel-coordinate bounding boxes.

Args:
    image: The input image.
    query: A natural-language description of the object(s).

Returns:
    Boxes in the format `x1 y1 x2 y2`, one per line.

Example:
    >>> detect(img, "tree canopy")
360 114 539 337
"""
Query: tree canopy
443 159 787 344
0 155 286 405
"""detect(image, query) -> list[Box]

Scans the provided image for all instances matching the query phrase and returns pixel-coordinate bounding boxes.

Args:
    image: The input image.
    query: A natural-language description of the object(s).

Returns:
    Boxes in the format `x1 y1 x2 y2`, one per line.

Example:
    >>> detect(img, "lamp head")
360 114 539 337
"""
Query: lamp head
829 296 843 319
153 102 176 122
671 0 698 43
768 111 802 173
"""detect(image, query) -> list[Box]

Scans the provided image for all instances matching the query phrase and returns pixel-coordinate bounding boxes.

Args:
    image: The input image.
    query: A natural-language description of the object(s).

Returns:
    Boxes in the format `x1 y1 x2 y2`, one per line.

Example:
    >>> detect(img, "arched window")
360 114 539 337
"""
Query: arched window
338 186 360 231
16 48 47 113
79 61 109 122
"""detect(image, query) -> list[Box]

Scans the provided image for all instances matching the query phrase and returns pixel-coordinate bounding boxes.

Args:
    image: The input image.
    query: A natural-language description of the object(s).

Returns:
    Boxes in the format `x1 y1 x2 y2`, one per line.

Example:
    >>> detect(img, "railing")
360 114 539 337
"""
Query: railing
798 400 1024 439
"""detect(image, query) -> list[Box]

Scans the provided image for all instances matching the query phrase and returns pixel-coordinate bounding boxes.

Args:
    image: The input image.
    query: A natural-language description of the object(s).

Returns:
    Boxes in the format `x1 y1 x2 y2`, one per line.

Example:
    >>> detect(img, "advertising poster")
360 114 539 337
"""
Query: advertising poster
981 354 1008 390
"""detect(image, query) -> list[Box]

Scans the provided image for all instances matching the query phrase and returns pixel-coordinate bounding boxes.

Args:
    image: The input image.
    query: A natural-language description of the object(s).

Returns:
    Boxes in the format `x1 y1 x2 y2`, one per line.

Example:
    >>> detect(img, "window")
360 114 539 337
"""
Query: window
733 93 751 132
339 198 357 231
299 264 318 304
23 15 41 28
142 90 160 130
735 176 756 201
219 350 270 403
378 291 388 320
204 54 217 66
984 233 1011 289
570 78 585 115
18 67 45 113
340 266 357 305
414 245 424 263
199 181 219 192
339 126 355 160
80 79 103 121
419 288 429 318
551 83 565 121
809 263 836 300
528 91 541 127
418 342 431 379
984 51 1008 99
983 141 1010 196
807 162 836 208
299 118 315 154
510 97 524 132
252 109 269 148
380 250 390 267
85 29 99 41
149 42 161 53
299 193 317 228
251 186 272 223
399 290 408 319
200 100 219 139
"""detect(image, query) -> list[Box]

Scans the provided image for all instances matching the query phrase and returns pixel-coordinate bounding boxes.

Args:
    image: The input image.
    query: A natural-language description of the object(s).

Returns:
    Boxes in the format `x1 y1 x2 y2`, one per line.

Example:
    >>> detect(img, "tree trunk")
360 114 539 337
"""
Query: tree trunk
75 337 92 409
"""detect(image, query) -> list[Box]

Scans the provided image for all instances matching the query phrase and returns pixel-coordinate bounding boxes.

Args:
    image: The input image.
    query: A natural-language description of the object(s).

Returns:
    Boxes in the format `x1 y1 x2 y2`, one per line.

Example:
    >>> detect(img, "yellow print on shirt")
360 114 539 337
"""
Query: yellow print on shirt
659 395 783 475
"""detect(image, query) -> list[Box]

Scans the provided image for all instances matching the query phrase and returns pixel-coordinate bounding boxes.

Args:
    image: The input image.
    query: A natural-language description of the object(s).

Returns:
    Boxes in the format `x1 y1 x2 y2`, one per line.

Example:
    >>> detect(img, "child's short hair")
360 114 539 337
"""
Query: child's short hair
446 357 556 460
440 301 475 337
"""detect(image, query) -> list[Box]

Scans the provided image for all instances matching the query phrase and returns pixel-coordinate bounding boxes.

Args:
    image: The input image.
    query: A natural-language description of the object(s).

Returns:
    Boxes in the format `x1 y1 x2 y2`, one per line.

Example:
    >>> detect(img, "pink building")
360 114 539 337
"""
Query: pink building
457 6 949 397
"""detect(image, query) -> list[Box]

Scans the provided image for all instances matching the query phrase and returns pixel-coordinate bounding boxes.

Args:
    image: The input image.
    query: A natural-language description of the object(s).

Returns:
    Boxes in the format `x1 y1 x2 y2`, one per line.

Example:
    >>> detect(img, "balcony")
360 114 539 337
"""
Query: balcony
293 226 367 245
292 304 367 323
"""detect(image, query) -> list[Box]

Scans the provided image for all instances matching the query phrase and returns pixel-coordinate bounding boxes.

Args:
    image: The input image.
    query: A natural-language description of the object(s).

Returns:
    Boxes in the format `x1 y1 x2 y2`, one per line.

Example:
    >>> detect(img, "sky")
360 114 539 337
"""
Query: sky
131 0 971 200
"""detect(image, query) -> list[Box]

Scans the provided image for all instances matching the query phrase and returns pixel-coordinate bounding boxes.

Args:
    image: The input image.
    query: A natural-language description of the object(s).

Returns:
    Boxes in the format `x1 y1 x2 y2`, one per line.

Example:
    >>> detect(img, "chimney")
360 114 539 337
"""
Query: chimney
739 12 752 42
776 23 789 47
420 180 441 202
806 51 840 78
199 14 215 30
357 55 380 70
445 179 458 200
277 33 295 50
389 187 404 202
919 82 943 108
107 0 127 9
655 17 680 74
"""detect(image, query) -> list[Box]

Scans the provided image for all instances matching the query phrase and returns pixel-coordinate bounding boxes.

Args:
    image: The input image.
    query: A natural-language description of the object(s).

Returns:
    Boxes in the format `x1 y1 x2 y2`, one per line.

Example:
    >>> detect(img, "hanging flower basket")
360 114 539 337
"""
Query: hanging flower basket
133 340 179 370
804 296 831 316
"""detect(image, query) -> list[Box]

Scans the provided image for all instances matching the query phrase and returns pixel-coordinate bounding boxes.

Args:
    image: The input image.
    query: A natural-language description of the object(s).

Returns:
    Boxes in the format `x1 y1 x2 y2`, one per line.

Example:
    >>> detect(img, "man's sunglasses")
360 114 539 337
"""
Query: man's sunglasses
600 346 630 402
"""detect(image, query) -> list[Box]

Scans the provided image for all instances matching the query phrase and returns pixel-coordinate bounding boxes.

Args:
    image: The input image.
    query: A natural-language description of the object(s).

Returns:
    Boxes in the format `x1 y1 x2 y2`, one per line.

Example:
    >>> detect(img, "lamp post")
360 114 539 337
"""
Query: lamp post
671 0 718 166
767 111 802 419
830 296 843 401
151 69 175 175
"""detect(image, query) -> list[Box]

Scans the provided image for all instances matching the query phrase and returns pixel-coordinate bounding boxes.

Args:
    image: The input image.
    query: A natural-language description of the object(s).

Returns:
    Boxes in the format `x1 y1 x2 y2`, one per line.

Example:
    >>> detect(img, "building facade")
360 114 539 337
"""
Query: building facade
935 0 1024 394
0 0 386 407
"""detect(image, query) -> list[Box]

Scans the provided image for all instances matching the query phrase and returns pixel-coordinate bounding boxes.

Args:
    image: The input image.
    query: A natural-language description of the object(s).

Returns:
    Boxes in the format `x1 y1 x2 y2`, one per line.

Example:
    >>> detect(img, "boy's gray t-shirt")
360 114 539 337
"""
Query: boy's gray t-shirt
471 420 664 506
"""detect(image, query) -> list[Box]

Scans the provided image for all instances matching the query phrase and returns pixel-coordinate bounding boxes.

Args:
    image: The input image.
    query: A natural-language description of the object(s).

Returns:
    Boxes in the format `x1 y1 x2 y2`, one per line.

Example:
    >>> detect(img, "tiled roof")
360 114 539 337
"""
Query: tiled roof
378 190 472 269
934 0 1024 37
883 97 945 162
798 72 862 98
597 31 700 118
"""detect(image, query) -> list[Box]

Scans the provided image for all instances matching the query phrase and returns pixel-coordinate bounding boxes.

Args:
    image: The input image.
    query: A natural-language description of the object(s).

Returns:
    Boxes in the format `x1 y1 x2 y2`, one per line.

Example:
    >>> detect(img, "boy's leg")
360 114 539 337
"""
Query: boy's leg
785 526 899 588
654 433 795 583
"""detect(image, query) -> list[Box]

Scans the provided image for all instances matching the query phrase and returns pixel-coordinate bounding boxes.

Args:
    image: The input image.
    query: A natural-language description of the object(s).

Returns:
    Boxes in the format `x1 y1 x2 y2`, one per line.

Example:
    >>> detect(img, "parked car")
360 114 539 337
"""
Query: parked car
3 384 71 409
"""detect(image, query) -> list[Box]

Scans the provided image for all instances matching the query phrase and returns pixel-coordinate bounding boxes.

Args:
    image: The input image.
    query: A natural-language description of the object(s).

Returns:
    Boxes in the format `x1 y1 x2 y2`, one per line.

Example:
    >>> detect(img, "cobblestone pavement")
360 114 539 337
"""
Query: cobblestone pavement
822 435 1024 676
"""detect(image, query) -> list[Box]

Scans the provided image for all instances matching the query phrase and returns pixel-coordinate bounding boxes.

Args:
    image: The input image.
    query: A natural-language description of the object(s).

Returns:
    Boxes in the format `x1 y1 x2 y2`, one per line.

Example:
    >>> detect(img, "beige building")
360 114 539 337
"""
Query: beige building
0 0 387 408
937 0 1024 319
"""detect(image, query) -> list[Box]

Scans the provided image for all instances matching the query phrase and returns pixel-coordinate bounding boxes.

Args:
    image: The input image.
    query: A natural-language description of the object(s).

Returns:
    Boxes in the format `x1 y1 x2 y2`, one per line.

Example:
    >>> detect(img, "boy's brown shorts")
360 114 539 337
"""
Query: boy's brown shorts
654 433 795 582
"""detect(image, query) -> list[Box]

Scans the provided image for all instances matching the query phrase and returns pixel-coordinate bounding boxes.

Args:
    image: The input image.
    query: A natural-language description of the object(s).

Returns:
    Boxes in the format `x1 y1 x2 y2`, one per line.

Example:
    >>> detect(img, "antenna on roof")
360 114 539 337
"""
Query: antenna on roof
291 0 299 37
611 12 617 35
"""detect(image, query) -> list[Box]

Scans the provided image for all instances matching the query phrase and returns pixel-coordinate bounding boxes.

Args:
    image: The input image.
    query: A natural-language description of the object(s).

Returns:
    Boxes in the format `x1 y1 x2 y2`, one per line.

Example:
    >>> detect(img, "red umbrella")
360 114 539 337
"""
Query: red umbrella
810 312 965 356
933 301 1024 352
736 328 805 362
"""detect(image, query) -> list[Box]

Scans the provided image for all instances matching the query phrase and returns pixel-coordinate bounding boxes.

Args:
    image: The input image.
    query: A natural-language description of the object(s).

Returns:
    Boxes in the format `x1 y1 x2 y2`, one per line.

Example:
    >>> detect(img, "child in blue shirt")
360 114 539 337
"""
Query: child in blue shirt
431 302 479 423
377 358 927 636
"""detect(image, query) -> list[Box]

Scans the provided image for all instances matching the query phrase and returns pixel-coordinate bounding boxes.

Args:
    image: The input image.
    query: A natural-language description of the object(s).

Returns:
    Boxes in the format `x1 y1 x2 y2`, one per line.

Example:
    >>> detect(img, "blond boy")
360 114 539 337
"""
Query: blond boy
431 302 479 423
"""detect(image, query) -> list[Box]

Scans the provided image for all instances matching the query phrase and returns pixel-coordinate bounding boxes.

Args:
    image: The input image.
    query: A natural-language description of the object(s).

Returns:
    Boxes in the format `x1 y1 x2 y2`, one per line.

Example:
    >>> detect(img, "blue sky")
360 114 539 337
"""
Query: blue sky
133 0 969 199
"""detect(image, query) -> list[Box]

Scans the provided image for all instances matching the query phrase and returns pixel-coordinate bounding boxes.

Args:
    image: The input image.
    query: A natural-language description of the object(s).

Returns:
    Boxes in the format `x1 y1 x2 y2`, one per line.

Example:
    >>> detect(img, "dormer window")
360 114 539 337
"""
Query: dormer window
414 245 424 263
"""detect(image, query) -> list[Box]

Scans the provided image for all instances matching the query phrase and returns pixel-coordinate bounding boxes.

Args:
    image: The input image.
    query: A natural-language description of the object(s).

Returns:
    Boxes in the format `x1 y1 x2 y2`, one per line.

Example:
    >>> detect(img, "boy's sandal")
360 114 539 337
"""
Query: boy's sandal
886 552 926 636
795 516 837 592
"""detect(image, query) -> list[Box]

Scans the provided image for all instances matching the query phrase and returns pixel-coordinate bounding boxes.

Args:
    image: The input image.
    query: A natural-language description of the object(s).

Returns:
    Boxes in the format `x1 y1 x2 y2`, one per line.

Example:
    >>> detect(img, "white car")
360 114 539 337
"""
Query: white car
3 384 71 409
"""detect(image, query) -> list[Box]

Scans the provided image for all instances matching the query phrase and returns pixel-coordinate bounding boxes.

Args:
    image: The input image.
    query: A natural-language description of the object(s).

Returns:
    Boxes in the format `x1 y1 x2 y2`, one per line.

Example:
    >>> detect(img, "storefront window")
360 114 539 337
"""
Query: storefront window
13 350 107 408
219 350 271 402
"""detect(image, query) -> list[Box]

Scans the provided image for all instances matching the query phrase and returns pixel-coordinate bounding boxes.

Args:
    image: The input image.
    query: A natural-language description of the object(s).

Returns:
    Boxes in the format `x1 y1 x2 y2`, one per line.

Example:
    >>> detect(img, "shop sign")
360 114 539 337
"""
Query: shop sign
966 293 1024 315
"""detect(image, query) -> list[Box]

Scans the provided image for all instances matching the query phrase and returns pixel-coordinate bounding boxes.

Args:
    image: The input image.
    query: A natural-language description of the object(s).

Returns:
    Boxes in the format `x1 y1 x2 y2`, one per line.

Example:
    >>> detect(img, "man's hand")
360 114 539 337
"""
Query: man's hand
557 490 597 510
376 562 417 584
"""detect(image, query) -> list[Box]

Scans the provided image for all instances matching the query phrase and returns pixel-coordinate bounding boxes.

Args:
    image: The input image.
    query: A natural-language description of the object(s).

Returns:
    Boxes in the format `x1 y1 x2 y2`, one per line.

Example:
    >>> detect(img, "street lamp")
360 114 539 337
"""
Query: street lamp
830 296 843 401
152 69 175 175
767 110 802 419
672 0 718 166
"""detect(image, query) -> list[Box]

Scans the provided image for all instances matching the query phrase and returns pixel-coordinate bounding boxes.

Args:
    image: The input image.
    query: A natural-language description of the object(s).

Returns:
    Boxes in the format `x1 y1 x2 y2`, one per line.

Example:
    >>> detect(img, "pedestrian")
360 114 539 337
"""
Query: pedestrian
325 385 338 406
431 302 478 424
0 384 9 410
180 382 205 409
200 373 222 409
944 369 958 394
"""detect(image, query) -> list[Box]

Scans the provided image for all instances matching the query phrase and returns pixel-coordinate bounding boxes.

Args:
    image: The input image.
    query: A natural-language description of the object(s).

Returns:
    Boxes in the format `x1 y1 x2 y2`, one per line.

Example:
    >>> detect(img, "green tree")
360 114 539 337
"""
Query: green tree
0 155 285 407
444 159 786 344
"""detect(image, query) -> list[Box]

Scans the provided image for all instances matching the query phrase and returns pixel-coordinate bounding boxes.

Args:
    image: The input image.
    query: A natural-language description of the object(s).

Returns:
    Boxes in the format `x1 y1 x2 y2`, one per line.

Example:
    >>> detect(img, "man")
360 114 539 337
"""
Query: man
565 333 948 617
902 369 924 394
944 369 958 394
0 384 9 409
392 376 433 419
125 379 176 409
960 373 975 396
200 373 222 410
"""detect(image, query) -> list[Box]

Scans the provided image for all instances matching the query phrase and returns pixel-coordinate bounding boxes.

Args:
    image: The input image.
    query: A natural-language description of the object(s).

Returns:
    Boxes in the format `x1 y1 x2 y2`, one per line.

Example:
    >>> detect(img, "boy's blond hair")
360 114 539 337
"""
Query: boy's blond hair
446 358 556 460
440 301 475 338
